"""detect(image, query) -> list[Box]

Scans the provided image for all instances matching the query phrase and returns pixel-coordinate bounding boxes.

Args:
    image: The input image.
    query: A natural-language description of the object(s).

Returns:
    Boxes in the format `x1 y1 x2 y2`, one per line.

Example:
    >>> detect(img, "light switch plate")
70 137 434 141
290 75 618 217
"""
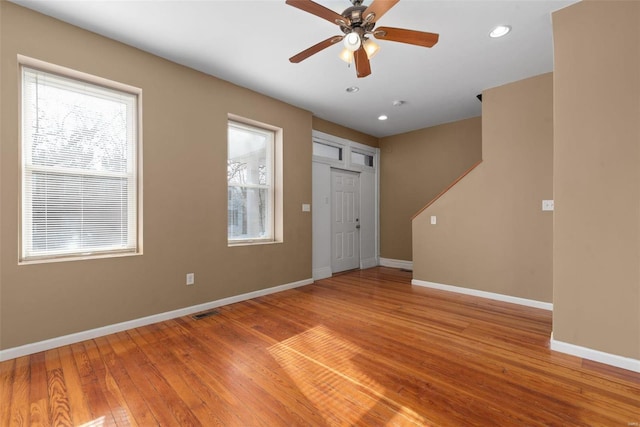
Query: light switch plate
430 215 437 225
542 200 554 211
302 203 311 212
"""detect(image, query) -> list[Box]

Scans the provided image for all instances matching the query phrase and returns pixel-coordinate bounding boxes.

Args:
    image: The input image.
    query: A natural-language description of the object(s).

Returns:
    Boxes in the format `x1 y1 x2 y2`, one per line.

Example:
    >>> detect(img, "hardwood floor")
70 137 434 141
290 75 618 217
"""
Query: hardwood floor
1 267 639 426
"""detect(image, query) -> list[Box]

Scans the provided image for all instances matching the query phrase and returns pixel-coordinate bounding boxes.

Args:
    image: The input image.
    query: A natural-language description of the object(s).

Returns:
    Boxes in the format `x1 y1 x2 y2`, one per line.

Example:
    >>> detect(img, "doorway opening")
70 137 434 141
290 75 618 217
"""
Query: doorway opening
311 131 379 279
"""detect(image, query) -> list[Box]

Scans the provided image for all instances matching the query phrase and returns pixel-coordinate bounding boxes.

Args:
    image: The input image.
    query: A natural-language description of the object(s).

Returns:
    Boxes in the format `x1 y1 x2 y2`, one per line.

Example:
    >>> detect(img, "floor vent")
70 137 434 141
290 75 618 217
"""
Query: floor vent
191 309 219 320
400 268 413 273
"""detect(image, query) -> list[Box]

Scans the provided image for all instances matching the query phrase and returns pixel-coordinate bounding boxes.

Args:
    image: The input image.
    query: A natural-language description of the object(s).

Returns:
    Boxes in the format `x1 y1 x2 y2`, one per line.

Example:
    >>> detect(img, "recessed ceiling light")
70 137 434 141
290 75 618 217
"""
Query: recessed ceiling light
378 114 388 121
489 25 511 38
345 86 360 93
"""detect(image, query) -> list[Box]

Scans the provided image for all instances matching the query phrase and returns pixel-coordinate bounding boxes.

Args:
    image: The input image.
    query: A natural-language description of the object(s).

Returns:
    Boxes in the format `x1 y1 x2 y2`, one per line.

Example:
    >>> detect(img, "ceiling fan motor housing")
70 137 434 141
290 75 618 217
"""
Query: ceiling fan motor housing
339 5 376 35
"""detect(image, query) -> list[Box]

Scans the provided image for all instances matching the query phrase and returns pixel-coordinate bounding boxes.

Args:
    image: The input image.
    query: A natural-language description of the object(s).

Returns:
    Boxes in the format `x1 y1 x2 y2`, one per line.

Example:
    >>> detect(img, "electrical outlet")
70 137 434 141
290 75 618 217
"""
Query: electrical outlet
542 200 554 211
186 273 194 285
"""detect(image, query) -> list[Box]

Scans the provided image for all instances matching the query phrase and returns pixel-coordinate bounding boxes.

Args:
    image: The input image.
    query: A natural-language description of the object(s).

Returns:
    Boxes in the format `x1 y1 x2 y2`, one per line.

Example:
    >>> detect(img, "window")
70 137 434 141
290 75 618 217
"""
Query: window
313 141 342 161
228 120 276 243
351 151 374 167
21 64 140 262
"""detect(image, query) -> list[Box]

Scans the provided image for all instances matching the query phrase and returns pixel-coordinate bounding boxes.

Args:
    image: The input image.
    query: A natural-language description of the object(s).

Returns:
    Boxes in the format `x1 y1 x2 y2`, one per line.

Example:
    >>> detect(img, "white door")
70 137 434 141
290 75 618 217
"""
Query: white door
331 169 360 273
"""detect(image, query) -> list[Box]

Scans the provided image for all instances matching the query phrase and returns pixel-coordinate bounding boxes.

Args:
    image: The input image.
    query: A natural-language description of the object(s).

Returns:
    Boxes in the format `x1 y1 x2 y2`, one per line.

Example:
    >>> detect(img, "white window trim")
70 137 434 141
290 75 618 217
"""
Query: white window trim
227 114 283 246
18 56 143 264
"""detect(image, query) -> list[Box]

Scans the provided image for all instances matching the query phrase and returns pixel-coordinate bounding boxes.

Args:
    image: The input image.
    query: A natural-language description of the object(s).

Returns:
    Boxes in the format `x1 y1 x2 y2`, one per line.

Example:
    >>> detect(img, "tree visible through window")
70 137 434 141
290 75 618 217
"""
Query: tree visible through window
21 65 140 261
227 121 274 242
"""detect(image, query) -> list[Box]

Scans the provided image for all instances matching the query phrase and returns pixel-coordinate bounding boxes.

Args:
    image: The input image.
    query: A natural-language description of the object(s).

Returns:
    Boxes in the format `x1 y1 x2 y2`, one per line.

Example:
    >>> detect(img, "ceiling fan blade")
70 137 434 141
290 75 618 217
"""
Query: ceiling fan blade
354 47 371 78
373 26 439 48
285 0 349 26
289 36 343 63
362 0 399 23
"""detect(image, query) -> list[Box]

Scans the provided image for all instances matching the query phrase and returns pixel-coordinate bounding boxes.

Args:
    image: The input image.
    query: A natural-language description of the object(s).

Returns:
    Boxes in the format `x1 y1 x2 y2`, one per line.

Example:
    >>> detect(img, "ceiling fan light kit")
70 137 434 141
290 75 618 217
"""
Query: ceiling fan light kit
286 0 439 78
343 32 362 51
340 38 379 64
339 48 354 64
363 38 380 59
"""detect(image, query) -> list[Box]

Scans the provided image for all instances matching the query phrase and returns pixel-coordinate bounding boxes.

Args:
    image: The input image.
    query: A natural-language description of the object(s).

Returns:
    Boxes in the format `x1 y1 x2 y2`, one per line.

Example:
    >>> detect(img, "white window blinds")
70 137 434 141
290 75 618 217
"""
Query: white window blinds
21 66 139 261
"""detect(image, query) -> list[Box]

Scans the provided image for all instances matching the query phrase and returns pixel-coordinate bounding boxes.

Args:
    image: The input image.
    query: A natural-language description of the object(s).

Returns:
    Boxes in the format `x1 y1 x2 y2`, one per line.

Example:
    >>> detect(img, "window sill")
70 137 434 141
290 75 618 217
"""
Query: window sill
19 251 142 265
227 240 282 248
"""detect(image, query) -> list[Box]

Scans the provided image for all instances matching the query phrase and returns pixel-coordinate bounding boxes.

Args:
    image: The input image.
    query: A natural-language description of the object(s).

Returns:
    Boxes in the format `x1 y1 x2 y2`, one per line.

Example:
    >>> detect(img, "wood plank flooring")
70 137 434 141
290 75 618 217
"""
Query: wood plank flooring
1 267 639 426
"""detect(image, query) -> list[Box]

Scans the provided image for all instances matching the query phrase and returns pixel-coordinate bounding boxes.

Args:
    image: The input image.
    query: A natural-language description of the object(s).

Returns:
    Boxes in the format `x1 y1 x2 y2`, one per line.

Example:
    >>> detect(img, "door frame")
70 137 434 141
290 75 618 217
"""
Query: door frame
311 130 380 280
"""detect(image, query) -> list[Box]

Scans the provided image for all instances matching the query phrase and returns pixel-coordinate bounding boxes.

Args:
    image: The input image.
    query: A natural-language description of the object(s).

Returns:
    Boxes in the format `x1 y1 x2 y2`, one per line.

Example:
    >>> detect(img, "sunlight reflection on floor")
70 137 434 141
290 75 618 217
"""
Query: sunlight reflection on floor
268 325 429 426
79 416 105 427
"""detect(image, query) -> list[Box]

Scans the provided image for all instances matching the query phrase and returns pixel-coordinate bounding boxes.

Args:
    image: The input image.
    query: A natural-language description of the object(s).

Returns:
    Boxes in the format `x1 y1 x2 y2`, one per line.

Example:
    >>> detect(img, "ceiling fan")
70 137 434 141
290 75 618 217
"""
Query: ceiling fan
286 0 439 78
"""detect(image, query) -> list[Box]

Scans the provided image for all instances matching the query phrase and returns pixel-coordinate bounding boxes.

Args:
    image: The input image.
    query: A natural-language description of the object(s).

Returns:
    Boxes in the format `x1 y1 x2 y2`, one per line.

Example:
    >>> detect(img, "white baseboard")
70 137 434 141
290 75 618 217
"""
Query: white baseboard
411 279 553 311
0 277 313 362
312 267 332 281
361 257 378 270
550 333 640 373
379 258 413 270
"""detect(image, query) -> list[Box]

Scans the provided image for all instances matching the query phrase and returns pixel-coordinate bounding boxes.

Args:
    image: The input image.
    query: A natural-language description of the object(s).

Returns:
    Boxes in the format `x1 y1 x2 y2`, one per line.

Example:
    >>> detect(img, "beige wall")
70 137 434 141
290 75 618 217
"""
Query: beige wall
0 3 312 350
413 73 554 302
0 0 4 351
379 117 482 261
553 1 640 359
312 117 379 148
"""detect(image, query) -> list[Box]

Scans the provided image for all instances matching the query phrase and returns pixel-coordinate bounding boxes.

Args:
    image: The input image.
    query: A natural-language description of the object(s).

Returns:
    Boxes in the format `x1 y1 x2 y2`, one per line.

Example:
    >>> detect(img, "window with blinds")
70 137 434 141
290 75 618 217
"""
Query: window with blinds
21 65 141 262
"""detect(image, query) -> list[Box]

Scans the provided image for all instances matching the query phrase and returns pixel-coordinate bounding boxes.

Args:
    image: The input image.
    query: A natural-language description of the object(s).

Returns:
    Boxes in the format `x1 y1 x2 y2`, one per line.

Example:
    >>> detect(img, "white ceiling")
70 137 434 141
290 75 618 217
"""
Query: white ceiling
11 0 577 137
